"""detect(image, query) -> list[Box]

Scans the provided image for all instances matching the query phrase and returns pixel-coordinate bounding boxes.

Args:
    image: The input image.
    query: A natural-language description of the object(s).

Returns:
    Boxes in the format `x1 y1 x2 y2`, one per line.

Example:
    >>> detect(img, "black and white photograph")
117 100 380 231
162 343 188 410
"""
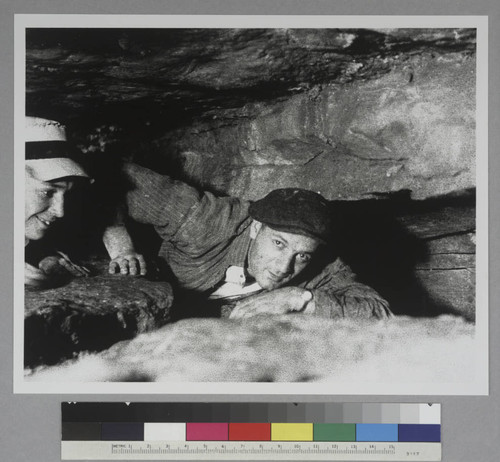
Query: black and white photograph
15 15 488 394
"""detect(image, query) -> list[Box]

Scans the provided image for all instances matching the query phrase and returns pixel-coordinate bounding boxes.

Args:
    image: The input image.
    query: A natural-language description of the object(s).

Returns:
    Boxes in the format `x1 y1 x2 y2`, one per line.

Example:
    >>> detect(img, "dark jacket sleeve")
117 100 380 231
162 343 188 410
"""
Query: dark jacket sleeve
302 258 392 319
121 162 202 241
122 162 250 245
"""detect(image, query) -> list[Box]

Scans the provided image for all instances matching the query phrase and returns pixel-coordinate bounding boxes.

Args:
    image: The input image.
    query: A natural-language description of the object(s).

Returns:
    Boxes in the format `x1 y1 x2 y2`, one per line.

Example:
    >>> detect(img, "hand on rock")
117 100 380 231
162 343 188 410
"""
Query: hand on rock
25 252 90 289
108 252 147 276
229 287 314 319
25 262 52 288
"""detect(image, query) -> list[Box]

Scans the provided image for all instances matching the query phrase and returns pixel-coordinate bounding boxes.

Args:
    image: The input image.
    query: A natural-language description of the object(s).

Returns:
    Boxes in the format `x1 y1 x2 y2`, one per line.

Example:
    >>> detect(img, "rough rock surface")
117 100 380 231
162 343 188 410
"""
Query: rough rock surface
26 28 476 200
24 259 174 368
396 197 476 320
161 52 475 200
415 233 476 321
320 194 476 320
26 315 475 383
26 28 475 122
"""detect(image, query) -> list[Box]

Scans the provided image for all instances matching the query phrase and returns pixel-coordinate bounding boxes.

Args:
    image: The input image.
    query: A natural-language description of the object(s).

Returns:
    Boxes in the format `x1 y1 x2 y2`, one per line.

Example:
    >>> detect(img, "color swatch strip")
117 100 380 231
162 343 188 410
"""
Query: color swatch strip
62 403 440 424
62 403 440 444
63 423 440 442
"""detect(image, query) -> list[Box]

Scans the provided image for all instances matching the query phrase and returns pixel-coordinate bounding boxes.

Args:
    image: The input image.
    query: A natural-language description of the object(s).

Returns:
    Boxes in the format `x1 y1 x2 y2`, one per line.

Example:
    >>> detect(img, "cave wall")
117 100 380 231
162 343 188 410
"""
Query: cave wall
26 28 477 203
157 52 475 201
415 232 475 321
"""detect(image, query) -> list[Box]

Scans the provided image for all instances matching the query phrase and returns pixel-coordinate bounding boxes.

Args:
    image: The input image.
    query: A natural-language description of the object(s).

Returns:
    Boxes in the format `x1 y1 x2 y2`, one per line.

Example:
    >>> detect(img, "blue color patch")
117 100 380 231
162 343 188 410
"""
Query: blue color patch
356 424 398 442
101 422 144 441
399 424 441 442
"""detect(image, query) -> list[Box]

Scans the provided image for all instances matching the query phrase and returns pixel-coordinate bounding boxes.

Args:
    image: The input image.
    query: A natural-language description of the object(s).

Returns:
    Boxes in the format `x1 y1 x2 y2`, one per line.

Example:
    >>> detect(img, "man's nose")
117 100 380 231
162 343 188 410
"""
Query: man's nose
274 253 294 276
49 194 65 218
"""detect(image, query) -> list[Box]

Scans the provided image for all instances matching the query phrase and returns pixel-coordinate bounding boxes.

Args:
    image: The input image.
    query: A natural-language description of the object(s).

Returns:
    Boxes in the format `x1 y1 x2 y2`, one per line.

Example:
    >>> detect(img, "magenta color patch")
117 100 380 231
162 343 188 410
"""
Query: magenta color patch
186 423 229 441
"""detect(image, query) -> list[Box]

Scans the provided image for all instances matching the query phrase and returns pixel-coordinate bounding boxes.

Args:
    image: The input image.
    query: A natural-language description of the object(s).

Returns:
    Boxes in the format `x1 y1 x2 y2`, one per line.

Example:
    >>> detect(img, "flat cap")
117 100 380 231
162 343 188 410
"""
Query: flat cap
249 188 332 243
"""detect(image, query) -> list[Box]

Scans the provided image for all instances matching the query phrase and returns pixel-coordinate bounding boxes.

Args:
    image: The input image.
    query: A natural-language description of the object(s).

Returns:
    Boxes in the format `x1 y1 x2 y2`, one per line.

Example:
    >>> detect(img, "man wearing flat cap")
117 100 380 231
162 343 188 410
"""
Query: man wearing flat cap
104 162 391 319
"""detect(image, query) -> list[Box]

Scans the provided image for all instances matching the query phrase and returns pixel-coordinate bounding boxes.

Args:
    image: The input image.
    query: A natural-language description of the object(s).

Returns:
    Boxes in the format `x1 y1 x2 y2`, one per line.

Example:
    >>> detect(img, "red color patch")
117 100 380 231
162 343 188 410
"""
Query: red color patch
229 423 271 441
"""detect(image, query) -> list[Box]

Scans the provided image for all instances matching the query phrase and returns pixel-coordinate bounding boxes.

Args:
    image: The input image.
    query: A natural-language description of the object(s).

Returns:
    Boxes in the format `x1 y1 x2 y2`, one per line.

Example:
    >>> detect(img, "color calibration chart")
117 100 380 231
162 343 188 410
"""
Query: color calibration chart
61 402 441 461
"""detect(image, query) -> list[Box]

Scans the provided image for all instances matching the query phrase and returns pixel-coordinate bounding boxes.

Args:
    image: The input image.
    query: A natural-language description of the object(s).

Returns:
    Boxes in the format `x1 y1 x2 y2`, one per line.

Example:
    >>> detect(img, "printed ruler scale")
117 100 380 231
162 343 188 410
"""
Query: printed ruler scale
63 441 440 460
61 403 441 461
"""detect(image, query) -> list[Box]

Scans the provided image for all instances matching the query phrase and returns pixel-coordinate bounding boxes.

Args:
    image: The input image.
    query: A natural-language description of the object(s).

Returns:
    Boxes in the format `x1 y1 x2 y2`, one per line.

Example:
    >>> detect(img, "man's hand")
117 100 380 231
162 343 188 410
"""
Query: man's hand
108 252 147 276
229 287 314 319
103 224 147 276
49 252 90 277
25 262 52 288
25 254 89 289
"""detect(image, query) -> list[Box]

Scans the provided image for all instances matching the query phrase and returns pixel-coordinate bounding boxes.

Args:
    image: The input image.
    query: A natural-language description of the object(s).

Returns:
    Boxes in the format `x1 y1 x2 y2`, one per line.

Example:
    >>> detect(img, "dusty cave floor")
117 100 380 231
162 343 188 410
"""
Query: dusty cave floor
26 313 475 383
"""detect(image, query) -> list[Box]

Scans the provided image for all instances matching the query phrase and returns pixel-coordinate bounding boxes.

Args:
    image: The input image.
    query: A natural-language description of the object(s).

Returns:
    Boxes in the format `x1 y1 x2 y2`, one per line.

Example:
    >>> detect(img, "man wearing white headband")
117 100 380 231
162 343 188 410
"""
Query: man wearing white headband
24 116 93 287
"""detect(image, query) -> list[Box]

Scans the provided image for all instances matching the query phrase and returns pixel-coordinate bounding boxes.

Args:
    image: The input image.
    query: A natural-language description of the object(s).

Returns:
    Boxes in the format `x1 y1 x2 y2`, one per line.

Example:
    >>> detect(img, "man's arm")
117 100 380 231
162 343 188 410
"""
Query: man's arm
103 164 202 275
103 224 147 276
103 162 249 281
229 287 313 319
303 258 392 319
101 162 203 276
229 259 391 320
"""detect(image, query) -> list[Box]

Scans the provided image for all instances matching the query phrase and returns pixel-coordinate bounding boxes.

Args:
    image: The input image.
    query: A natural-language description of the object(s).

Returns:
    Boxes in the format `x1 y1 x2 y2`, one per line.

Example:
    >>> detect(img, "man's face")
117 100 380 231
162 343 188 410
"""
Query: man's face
25 169 74 242
247 222 321 290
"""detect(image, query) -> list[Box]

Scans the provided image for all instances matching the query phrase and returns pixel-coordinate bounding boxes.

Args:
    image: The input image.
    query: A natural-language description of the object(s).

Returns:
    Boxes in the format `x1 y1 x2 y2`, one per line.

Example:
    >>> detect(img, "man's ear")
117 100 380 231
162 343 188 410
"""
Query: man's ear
250 220 262 239
25 164 37 180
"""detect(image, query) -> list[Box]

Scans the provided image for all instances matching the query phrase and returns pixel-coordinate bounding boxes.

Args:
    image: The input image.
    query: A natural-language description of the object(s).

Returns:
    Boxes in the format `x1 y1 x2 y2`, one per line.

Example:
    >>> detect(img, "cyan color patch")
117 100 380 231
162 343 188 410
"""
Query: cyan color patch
356 424 398 442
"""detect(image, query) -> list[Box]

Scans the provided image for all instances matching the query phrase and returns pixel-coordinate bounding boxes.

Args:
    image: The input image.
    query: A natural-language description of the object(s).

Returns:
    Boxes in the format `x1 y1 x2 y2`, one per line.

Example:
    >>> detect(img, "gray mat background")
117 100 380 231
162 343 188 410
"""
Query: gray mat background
0 1 498 461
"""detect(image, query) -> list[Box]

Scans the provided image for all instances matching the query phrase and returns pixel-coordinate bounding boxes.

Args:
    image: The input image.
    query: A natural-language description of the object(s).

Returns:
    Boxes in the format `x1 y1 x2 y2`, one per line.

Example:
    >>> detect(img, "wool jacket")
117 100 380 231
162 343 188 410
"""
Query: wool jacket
122 162 392 319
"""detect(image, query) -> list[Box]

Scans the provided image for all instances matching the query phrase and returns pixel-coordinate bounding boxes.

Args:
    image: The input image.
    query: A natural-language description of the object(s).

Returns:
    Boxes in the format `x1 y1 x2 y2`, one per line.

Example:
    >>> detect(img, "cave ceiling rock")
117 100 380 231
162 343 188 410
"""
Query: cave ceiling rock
27 27 476 119
26 27 476 200
160 51 475 200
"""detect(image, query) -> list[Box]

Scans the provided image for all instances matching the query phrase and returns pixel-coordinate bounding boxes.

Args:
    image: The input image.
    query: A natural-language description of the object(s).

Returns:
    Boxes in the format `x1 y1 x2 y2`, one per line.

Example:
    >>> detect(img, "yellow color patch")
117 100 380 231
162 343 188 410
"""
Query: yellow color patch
271 423 313 441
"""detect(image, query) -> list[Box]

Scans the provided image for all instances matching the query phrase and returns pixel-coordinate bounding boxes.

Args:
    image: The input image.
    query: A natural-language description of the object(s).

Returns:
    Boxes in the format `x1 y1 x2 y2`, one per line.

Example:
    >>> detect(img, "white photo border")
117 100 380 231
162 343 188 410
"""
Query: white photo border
14 14 489 395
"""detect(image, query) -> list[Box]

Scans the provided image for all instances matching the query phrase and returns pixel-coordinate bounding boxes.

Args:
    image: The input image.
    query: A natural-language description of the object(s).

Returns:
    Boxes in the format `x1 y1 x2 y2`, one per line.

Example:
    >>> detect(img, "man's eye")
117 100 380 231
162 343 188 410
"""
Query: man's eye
273 239 283 248
297 253 311 262
40 189 56 198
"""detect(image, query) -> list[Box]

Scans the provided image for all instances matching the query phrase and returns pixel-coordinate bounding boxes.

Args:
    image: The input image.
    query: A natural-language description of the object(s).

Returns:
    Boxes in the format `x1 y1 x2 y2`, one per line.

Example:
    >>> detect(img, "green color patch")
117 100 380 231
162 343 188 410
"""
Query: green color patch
313 424 356 441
